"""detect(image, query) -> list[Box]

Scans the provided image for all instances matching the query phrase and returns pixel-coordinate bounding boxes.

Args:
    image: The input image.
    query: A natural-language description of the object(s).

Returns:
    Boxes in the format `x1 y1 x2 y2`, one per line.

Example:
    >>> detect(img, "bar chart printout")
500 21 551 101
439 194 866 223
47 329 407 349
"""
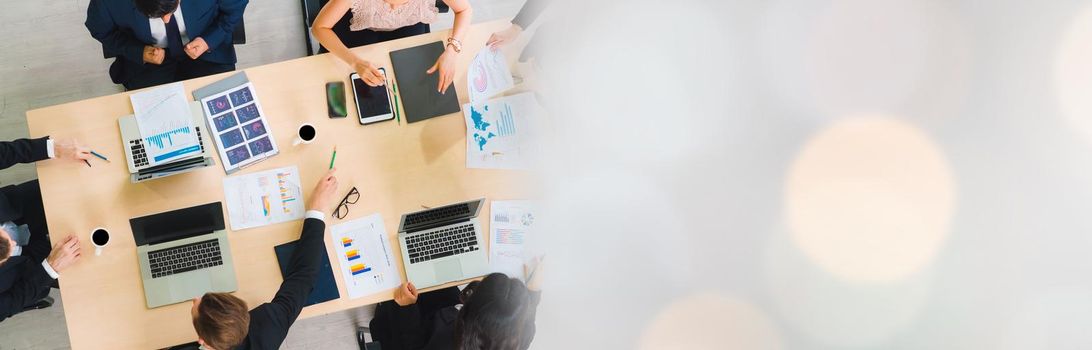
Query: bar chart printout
222 166 305 231
130 82 202 166
330 214 400 299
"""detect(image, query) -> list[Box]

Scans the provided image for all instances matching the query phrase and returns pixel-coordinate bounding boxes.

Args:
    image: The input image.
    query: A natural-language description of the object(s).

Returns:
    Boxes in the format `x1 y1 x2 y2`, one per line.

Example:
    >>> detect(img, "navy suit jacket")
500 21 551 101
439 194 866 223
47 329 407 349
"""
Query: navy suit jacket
85 0 248 66
0 137 52 321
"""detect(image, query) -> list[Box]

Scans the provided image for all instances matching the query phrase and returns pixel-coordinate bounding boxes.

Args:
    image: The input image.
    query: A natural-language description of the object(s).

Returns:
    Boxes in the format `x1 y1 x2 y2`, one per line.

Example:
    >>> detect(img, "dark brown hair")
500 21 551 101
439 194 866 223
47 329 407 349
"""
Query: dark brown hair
455 273 539 350
0 233 10 264
133 0 180 18
193 292 250 350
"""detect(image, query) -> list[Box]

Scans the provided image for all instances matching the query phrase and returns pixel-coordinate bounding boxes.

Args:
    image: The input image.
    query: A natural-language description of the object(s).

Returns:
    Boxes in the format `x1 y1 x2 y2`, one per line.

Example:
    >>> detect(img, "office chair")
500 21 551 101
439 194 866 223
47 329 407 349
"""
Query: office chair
301 0 451 56
358 326 382 350
23 295 54 312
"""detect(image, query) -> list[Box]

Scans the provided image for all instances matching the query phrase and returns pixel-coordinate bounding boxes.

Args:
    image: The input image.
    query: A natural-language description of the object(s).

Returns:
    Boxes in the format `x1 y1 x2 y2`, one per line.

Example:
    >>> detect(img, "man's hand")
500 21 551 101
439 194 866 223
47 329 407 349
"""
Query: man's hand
394 282 418 306
53 139 92 161
46 235 82 274
307 168 339 213
184 37 209 60
143 46 165 65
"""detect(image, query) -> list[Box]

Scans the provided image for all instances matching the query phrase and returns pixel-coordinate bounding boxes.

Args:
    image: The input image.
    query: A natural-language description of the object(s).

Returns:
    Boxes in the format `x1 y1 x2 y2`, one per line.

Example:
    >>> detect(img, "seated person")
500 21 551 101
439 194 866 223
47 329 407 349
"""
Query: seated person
85 0 248 90
369 271 542 350
312 0 472 94
187 169 338 350
0 137 89 321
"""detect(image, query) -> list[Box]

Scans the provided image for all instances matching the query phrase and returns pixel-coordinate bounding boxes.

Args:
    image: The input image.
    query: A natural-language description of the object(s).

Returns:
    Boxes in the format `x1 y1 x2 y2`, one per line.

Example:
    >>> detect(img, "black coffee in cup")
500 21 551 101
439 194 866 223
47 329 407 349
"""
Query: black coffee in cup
92 228 110 246
299 125 316 141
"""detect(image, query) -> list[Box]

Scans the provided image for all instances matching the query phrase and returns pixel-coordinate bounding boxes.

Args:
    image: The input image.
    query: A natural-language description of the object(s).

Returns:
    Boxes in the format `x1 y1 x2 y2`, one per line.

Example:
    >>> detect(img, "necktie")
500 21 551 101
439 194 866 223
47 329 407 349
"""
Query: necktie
165 15 184 58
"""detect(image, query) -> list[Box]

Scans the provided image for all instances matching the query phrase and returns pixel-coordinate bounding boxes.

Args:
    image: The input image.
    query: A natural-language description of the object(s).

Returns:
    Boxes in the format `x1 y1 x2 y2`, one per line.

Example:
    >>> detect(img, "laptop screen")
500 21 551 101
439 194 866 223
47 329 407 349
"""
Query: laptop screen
130 202 225 246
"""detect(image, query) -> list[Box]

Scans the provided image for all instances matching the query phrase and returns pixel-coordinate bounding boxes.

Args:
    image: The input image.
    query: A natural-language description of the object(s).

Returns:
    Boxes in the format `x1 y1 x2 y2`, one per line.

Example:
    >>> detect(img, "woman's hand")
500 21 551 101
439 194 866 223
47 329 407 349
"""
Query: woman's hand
353 58 385 87
487 24 523 50
427 49 458 94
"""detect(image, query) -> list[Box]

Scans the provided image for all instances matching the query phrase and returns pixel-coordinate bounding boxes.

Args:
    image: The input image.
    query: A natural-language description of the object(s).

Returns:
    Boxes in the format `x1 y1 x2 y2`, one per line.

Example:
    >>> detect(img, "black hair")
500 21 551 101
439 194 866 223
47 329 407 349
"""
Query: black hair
455 273 539 350
134 0 180 18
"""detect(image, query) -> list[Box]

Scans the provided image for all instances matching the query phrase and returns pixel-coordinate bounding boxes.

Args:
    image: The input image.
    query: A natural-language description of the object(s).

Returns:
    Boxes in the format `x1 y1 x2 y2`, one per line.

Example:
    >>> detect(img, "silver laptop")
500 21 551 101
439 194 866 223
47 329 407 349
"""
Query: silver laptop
397 199 490 289
130 202 237 308
119 101 215 183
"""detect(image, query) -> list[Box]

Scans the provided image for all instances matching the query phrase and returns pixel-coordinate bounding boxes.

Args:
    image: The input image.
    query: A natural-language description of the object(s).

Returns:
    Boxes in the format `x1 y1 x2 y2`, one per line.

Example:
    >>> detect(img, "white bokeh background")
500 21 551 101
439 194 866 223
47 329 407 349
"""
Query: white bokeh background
520 0 1092 348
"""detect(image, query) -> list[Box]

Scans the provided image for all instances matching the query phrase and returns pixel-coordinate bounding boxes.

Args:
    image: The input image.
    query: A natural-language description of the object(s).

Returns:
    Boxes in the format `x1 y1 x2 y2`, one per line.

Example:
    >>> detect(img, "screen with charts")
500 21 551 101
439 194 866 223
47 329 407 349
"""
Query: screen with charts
199 82 279 173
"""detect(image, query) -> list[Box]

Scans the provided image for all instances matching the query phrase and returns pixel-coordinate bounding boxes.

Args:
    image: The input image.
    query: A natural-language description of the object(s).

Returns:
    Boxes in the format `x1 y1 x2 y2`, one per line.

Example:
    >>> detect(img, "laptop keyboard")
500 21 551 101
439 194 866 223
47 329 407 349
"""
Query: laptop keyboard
406 223 479 264
129 139 149 167
148 239 223 278
405 204 471 227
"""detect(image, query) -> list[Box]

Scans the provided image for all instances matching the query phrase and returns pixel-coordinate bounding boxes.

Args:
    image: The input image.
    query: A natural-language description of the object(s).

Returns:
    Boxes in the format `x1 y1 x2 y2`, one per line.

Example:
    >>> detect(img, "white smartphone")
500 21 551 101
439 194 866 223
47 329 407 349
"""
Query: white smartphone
350 68 395 125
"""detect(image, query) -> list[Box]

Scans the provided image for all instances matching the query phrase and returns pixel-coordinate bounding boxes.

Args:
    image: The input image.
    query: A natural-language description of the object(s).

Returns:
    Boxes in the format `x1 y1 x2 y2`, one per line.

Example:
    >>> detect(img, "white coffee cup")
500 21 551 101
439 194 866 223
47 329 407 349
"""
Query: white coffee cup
293 123 317 146
91 227 110 256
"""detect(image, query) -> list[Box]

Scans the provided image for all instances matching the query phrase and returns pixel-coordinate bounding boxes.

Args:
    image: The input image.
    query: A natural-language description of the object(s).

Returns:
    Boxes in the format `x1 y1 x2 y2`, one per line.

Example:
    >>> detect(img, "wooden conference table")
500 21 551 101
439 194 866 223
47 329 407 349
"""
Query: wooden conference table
25 19 529 349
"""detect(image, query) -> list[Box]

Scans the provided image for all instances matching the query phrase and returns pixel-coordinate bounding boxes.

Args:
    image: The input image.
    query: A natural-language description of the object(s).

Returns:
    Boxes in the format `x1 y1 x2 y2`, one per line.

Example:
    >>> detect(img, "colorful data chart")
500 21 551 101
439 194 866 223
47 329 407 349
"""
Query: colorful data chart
222 166 305 231
330 214 401 299
276 171 297 214
200 82 280 172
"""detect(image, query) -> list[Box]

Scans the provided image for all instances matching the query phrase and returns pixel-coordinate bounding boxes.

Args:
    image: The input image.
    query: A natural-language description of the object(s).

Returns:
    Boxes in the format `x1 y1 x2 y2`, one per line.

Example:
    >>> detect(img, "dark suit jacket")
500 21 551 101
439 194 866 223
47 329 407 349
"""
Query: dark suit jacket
237 218 325 349
0 137 49 224
0 137 53 321
84 0 247 67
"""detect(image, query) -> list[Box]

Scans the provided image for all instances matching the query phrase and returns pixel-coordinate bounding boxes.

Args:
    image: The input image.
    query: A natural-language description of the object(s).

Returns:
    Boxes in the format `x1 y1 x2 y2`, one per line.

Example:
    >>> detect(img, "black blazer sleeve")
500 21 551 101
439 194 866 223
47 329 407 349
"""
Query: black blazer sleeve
0 137 49 171
197 0 248 51
85 0 146 63
245 218 325 347
0 260 55 321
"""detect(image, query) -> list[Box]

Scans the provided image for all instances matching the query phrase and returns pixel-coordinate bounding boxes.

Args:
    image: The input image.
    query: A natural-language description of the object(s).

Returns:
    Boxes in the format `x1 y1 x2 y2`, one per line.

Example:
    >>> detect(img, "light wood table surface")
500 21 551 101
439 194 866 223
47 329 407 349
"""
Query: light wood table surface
25 19 530 350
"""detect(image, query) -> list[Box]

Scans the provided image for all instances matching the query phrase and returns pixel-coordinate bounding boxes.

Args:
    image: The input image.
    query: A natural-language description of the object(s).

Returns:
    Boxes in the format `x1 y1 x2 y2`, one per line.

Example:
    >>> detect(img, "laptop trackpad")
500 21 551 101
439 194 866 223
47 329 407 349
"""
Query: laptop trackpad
172 275 212 301
434 260 464 283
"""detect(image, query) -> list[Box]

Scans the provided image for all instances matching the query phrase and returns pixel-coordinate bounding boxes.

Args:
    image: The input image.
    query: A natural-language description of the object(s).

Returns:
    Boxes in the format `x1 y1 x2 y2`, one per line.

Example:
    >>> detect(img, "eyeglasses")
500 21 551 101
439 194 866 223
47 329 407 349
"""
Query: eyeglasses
333 187 360 220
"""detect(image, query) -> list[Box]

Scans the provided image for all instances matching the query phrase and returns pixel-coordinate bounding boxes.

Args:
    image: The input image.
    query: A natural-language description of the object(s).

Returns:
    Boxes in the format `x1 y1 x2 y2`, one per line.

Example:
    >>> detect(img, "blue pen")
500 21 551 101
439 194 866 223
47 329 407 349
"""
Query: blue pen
90 150 110 162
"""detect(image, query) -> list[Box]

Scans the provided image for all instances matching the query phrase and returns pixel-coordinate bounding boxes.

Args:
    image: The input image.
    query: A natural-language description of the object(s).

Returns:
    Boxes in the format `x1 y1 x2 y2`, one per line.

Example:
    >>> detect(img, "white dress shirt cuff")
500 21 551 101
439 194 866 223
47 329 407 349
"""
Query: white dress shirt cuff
46 139 55 159
41 260 59 279
305 210 326 222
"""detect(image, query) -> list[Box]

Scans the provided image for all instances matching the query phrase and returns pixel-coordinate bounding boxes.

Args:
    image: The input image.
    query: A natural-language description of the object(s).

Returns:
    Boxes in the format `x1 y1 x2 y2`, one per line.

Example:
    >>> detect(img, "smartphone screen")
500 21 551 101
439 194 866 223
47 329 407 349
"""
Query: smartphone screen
326 82 347 118
352 70 393 121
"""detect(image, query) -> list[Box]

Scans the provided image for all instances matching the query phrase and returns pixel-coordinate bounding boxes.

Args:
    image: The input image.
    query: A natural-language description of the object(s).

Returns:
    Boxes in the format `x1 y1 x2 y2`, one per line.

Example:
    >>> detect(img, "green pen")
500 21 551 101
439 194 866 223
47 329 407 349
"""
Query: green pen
392 81 401 125
329 145 337 170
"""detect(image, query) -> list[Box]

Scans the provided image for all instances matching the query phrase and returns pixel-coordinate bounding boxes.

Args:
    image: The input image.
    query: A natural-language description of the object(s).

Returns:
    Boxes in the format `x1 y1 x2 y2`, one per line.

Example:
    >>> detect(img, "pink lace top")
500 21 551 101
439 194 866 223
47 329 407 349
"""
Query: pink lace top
350 0 439 32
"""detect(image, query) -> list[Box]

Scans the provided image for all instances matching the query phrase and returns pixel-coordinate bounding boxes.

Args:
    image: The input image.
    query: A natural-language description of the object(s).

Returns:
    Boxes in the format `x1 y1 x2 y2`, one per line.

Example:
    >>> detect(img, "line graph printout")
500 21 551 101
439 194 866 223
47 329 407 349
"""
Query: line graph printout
130 82 201 166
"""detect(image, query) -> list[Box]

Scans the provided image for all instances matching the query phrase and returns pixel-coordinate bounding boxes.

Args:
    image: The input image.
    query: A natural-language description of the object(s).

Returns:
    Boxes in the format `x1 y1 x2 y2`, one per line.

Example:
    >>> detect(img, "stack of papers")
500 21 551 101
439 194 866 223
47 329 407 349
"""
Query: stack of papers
199 82 279 173
130 83 202 166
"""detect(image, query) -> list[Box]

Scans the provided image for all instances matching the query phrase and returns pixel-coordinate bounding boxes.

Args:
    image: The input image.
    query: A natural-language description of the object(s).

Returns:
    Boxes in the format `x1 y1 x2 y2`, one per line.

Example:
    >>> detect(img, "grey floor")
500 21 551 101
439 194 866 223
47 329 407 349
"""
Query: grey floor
0 0 523 348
